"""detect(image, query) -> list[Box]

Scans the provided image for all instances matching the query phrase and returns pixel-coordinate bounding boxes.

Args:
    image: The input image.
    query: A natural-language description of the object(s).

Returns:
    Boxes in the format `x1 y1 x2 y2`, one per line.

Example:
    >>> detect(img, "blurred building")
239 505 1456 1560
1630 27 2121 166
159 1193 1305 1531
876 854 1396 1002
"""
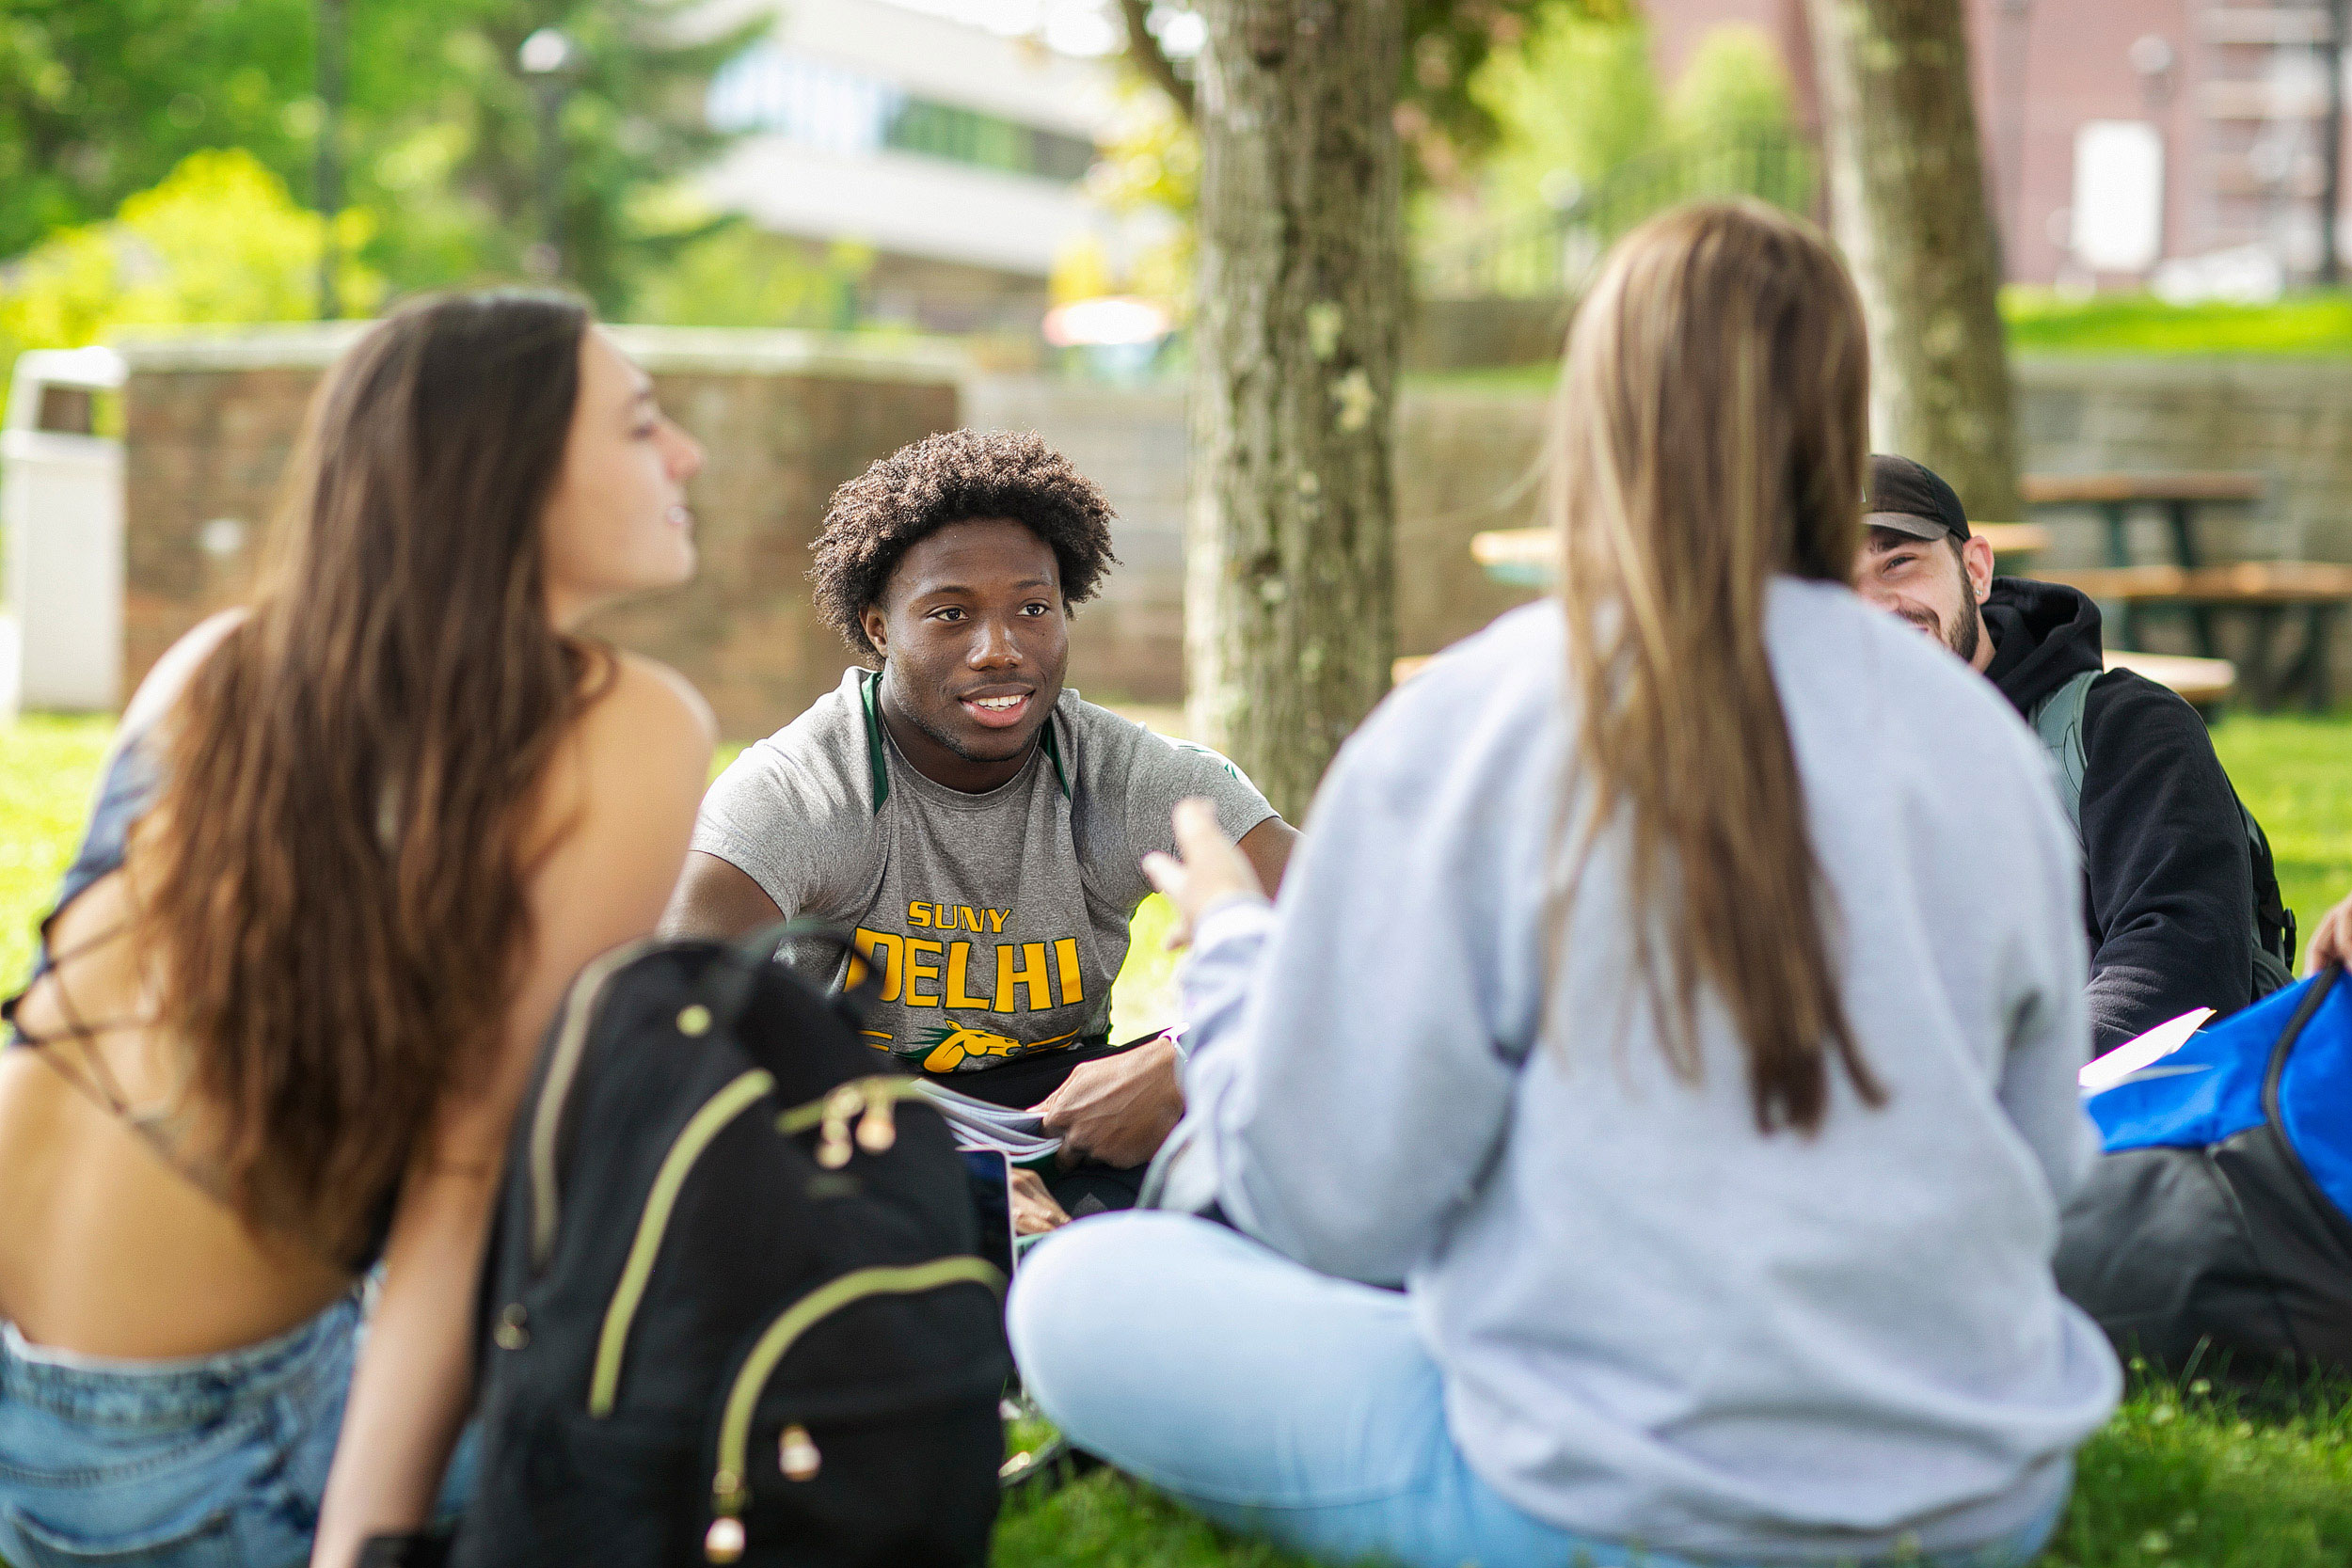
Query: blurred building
1650 0 2352 293
690 0 1157 333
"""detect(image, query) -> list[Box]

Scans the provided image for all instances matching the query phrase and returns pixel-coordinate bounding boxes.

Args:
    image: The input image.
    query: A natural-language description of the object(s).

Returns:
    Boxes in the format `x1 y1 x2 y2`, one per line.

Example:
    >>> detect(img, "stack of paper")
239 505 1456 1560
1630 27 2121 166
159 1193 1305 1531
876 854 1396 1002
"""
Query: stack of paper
2078 1006 2216 1096
914 1082 1061 1164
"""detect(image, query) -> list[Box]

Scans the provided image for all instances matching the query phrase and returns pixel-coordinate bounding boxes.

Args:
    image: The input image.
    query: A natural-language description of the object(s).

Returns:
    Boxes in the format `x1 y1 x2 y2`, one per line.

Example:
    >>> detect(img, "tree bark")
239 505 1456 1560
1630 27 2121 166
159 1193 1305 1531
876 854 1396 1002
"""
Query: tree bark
1185 0 1404 821
1804 0 2021 522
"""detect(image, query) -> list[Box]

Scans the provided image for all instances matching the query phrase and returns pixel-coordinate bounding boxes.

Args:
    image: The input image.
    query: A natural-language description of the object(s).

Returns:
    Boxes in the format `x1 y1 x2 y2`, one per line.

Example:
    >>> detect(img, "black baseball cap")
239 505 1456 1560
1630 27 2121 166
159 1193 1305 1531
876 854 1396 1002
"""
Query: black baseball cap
1865 454 1971 543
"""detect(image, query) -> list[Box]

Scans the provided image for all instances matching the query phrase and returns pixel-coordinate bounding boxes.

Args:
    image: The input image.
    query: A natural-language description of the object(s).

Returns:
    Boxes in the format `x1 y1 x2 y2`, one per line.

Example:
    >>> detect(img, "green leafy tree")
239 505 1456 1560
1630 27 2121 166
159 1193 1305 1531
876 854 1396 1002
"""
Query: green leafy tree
1668 22 1801 146
0 0 315 259
1114 1 1620 194
340 0 762 310
0 148 382 361
632 224 874 330
0 1 758 313
1471 8 1661 214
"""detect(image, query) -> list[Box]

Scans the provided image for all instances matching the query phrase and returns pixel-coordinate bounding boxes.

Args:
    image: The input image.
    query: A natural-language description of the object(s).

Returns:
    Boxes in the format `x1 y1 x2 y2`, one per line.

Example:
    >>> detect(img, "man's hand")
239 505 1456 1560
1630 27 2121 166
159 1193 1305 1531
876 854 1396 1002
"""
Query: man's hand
2307 889 2352 974
1033 1036 1184 1169
1009 1168 1073 1235
1141 798 1268 950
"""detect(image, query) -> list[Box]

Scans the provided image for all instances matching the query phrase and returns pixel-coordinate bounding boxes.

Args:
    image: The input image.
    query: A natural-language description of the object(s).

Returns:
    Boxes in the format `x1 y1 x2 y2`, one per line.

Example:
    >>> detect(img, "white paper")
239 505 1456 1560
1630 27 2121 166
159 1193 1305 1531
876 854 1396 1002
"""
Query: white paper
914 1082 1061 1162
2078 1006 2215 1095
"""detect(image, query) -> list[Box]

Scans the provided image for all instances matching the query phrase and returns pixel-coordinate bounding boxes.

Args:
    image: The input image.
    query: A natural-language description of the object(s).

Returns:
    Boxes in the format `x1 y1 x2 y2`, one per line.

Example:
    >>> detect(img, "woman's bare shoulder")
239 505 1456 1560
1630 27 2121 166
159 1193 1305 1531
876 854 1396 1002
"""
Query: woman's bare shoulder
537 652 714 846
119 610 248 736
579 650 717 754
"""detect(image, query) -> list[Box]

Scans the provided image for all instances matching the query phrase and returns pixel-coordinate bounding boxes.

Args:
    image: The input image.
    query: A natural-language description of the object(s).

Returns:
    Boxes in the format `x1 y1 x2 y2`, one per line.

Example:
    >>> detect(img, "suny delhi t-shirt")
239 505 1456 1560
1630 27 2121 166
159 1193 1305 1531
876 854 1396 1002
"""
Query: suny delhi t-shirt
692 668 1275 1084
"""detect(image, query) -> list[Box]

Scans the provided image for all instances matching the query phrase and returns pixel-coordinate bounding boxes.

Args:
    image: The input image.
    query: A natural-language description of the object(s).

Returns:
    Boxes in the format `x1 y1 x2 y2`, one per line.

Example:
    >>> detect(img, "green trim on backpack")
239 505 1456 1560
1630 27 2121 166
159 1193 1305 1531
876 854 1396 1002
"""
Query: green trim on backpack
858 671 891 814
857 669 1072 810
2027 669 2296 1000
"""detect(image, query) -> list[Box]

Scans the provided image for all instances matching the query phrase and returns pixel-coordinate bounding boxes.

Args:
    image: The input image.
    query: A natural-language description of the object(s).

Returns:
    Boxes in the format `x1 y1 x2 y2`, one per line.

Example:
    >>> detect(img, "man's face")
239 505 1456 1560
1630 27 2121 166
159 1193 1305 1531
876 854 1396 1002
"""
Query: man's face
861 517 1069 771
1855 526 1994 671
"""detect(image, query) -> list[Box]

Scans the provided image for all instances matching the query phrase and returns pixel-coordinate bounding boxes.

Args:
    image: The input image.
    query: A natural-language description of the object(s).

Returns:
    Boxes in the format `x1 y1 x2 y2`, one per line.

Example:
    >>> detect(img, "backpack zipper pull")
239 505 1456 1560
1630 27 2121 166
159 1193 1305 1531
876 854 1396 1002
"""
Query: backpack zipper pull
707 1467 750 1560
854 1080 898 1153
816 1084 862 1168
780 1422 822 1481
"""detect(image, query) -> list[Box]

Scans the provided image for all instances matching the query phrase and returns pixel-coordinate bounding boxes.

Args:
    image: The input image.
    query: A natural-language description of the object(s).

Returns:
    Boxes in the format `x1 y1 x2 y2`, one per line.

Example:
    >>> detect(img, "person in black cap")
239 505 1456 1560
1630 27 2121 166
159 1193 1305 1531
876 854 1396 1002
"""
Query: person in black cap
1854 453 2294 1053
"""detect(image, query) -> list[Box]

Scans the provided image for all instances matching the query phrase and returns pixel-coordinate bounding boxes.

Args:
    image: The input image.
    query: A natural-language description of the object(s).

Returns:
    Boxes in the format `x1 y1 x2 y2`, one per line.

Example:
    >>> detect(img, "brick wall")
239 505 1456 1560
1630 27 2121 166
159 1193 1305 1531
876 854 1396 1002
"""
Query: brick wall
962 378 1553 705
119 327 961 738
118 338 2352 737
971 360 2352 702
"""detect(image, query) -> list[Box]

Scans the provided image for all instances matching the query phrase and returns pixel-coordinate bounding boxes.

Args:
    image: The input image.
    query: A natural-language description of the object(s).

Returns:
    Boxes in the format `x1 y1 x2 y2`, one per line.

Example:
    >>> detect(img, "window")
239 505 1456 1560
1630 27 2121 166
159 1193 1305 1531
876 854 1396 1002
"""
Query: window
708 46 1096 182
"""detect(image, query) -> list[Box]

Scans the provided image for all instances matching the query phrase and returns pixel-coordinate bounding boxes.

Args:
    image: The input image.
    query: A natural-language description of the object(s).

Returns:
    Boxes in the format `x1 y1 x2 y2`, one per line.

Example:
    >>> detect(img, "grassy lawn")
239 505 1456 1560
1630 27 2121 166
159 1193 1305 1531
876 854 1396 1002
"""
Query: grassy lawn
7 709 2352 1565
2002 291 2352 358
1407 292 2352 393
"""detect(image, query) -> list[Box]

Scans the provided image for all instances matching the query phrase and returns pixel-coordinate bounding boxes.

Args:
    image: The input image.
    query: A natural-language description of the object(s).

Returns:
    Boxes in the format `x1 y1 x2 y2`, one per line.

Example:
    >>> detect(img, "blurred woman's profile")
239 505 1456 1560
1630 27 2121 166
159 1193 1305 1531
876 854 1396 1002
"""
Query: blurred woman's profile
0 291 713 1568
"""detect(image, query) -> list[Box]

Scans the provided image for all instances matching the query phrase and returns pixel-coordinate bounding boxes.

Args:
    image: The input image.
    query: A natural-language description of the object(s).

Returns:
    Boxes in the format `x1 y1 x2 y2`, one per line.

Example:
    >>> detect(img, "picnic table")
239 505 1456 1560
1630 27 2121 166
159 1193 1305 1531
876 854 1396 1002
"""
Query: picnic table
2023 470 2351 709
1470 522 2051 587
1459 524 2245 713
1391 646 2240 713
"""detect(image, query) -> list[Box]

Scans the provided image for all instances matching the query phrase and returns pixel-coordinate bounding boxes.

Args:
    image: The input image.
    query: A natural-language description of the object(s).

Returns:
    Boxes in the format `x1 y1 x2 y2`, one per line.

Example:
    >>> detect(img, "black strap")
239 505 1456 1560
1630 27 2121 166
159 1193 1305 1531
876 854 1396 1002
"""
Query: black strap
2259 964 2352 1259
691 917 871 1043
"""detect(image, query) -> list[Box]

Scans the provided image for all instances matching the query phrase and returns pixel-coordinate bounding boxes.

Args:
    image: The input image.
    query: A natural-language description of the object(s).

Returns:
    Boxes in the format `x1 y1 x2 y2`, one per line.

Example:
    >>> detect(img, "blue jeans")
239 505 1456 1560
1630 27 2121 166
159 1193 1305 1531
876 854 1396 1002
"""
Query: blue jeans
0 1294 473 1568
1008 1213 2070 1568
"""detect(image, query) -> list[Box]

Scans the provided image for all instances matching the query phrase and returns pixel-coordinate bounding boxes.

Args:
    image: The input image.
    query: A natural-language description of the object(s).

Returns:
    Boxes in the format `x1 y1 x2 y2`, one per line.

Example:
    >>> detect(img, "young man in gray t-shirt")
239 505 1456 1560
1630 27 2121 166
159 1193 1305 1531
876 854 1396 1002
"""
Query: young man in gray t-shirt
663 429 1295 1227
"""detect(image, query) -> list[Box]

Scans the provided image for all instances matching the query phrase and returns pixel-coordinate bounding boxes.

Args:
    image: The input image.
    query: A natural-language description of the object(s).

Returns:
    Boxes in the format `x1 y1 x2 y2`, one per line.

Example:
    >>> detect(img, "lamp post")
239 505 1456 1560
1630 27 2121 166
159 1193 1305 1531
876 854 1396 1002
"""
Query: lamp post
315 0 344 317
518 27 579 280
2322 0 2347 285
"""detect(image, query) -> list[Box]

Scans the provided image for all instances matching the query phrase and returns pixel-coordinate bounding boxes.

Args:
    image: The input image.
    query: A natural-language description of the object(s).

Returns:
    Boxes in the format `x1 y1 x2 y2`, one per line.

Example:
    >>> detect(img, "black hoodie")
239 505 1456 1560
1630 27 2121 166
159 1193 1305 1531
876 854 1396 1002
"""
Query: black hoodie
1980 578 2254 1053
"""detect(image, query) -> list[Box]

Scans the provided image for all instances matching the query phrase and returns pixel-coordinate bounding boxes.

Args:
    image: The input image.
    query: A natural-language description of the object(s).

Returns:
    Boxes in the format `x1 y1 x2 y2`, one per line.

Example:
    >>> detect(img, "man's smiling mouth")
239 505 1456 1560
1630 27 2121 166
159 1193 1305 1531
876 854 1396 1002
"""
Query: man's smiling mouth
959 690 1035 728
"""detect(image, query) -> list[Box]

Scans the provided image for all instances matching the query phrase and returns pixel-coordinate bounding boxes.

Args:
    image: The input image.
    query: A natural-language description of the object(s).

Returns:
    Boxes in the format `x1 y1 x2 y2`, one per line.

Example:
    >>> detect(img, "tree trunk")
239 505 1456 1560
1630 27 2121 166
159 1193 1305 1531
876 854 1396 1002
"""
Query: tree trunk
1184 0 1404 822
1804 0 2021 522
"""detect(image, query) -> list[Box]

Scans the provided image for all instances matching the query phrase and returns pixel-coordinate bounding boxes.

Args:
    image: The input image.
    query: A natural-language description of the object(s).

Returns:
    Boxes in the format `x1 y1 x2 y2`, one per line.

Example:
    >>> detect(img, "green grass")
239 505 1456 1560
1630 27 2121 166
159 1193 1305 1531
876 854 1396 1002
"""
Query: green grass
0 715 112 991
1406 293 2352 391
2003 290 2352 358
2210 712 2352 951
8 709 2352 1565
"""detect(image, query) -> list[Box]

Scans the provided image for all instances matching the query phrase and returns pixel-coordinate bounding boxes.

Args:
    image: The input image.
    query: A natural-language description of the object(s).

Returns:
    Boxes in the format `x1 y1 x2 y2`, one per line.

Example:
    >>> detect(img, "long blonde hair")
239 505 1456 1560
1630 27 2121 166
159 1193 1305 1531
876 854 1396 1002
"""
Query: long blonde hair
1553 199 1882 1134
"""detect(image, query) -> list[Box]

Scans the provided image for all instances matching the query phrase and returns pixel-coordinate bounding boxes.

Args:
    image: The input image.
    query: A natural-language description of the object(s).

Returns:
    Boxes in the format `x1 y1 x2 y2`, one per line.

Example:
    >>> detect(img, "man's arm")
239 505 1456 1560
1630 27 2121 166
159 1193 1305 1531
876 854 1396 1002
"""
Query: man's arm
660 849 784 941
1236 815 1298 896
2077 673 2256 1052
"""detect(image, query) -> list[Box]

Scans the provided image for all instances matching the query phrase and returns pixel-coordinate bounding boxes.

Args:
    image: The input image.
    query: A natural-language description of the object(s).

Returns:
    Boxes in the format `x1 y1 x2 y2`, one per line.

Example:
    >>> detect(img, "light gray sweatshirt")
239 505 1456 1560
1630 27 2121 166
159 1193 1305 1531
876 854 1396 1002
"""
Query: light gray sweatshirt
1178 584 2122 1562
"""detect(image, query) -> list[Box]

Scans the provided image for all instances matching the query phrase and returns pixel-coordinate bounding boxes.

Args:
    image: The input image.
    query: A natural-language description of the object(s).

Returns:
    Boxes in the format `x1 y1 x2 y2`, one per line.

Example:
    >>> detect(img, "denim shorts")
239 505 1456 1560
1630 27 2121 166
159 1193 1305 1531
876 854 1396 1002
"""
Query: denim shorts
0 1295 365 1568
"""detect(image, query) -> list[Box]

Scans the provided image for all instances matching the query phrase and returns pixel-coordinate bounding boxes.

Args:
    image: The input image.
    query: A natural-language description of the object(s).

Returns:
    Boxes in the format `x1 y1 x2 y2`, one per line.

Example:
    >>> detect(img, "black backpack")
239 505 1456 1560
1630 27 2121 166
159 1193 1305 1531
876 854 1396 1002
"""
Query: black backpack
2028 669 2296 999
2056 966 2352 1380
451 924 1010 1568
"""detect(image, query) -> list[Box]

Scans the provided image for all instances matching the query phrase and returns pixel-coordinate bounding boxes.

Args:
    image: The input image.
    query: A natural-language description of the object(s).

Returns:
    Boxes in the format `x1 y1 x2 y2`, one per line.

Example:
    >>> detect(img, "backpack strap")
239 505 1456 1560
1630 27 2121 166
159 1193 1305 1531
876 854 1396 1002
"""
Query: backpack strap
2034 668 2299 999
694 918 865 1043
2026 669 2099 846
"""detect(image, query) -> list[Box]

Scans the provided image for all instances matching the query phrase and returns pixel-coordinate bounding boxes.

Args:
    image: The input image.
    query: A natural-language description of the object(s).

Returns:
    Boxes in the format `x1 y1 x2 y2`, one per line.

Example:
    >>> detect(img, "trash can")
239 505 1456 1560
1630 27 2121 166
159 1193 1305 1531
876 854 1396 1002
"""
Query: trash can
2 346 125 712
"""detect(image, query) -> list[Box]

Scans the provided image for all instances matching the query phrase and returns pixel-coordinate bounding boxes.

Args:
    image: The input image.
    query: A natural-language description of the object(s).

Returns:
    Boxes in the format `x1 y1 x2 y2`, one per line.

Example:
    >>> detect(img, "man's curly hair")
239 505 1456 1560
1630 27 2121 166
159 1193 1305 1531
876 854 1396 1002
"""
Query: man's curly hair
810 429 1120 659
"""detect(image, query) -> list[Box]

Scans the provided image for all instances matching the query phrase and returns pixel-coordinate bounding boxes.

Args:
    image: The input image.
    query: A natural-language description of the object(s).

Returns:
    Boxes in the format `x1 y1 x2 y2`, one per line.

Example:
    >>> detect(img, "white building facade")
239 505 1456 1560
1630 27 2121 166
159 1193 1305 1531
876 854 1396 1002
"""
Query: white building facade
694 0 1163 331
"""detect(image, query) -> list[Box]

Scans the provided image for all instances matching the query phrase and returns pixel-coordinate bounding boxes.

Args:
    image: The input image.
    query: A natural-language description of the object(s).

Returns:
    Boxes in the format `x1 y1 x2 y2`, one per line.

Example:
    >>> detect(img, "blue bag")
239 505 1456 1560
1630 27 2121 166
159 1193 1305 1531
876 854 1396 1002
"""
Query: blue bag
2055 966 2352 1376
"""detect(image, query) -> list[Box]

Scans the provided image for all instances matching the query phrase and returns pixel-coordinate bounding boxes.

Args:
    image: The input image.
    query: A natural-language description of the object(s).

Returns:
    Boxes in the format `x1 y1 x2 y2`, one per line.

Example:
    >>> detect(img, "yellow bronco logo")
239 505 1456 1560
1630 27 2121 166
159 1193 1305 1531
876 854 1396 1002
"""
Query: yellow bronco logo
913 1022 1084 1074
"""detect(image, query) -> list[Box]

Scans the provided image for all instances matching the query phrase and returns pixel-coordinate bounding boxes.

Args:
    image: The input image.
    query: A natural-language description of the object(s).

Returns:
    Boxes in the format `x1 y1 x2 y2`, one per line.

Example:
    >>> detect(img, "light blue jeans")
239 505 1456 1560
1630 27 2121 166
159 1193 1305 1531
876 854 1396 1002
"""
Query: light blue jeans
1008 1213 2071 1568
0 1293 474 1568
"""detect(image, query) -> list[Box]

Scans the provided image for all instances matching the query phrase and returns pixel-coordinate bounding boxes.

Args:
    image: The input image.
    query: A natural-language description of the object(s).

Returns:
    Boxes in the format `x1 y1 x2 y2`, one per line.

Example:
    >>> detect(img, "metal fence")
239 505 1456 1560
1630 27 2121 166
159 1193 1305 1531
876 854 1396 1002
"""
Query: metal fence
1419 129 1819 300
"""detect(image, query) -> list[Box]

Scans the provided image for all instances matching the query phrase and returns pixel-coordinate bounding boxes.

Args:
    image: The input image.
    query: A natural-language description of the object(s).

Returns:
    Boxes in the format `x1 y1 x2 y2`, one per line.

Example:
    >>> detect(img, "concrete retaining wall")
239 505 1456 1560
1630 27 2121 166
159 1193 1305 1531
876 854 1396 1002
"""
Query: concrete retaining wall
119 327 961 739
113 340 2352 736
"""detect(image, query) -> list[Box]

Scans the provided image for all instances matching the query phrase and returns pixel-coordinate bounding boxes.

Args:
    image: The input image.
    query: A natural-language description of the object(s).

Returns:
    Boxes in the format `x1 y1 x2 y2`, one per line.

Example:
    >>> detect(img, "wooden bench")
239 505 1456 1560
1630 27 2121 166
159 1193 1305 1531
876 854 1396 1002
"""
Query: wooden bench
1394 649 2240 713
2021 471 2352 708
2036 562 2352 709
1469 522 2050 584
2106 651 2238 714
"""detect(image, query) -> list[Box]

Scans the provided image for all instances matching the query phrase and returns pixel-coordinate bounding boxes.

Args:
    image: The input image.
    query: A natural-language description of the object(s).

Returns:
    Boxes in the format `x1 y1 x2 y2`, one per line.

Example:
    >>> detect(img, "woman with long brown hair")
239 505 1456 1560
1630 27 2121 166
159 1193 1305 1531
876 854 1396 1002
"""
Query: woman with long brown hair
1008 200 2120 1567
0 292 712 1567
